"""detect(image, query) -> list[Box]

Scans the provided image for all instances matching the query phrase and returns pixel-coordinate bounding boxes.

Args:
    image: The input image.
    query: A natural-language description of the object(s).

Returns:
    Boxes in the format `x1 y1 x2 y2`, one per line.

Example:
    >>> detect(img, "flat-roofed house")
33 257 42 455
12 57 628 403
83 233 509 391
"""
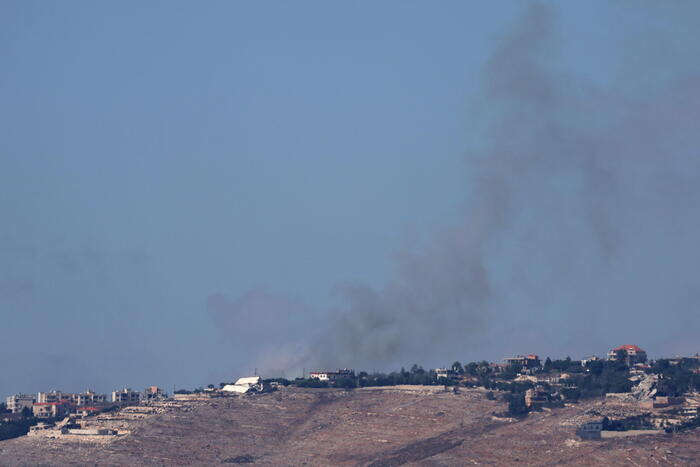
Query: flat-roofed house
32 402 70 419
6 394 35 414
504 354 541 368
37 390 69 404
74 390 106 406
111 388 141 404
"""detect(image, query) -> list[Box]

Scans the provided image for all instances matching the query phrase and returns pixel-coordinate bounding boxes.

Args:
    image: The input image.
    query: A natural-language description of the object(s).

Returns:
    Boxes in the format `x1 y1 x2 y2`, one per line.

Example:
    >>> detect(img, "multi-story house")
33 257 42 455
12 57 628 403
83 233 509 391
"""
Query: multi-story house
111 388 141 404
6 394 35 414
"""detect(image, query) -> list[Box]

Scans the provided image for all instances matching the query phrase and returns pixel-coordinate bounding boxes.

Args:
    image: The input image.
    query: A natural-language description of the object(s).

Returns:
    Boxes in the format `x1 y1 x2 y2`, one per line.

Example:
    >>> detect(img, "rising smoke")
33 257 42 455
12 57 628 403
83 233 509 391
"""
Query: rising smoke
209 3 700 374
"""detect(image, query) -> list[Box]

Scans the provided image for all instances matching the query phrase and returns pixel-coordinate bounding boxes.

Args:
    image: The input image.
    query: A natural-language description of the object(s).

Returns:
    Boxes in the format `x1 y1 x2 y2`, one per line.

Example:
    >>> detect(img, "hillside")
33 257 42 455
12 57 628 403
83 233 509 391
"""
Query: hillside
1 387 699 465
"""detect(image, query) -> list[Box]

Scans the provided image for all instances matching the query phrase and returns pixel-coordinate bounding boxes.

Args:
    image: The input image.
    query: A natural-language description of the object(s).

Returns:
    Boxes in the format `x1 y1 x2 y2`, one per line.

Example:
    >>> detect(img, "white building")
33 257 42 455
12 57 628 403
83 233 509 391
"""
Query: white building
308 369 354 381
222 376 263 394
37 390 68 404
581 356 600 367
6 394 35 414
74 389 106 406
111 388 141 404
434 368 457 379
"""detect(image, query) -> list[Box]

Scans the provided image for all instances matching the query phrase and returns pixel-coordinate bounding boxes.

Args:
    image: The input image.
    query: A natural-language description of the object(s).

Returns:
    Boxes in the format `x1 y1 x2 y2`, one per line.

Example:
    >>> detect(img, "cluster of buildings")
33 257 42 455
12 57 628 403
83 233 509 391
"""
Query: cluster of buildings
5 387 165 420
577 391 700 440
4 344 698 430
499 346 649 406
432 345 699 410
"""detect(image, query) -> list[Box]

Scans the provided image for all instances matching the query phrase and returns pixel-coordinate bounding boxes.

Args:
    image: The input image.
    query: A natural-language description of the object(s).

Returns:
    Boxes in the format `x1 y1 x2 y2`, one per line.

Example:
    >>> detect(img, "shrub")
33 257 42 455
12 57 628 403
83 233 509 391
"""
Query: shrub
506 393 530 416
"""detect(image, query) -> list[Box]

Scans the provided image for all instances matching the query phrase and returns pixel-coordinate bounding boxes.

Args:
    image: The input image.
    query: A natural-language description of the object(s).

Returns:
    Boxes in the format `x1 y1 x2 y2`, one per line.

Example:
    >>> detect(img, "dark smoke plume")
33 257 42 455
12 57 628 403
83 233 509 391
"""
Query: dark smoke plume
209 3 700 374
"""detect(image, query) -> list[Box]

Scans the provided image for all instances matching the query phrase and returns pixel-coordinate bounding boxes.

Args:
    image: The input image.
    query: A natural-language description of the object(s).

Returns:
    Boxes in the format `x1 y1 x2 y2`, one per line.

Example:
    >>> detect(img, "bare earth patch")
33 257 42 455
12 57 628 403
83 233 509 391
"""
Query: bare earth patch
0 387 698 465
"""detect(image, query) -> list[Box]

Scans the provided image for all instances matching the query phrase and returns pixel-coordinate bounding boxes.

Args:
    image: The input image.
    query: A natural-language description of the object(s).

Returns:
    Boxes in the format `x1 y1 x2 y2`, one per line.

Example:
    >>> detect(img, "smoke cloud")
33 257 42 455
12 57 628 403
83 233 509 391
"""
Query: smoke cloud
209 3 700 374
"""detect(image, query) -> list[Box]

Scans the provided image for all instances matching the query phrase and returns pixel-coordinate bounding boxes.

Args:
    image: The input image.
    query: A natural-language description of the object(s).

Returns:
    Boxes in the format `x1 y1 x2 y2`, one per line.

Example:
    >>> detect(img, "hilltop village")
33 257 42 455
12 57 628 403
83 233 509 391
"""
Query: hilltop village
2 344 700 446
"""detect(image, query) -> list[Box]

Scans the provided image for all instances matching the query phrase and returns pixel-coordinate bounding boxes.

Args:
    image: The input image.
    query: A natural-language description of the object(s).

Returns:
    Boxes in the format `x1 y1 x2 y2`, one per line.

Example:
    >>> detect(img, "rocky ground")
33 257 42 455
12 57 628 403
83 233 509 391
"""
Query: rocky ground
0 387 699 465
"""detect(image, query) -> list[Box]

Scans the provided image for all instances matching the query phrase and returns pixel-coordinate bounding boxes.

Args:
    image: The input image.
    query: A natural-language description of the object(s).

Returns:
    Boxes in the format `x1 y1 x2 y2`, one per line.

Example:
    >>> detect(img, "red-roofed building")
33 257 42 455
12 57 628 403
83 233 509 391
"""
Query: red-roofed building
607 345 647 365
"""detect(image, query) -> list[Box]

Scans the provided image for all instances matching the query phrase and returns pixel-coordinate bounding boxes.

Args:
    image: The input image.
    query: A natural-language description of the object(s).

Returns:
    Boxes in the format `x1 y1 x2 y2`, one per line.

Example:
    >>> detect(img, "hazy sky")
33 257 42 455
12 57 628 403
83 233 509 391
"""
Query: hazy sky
2 1 699 397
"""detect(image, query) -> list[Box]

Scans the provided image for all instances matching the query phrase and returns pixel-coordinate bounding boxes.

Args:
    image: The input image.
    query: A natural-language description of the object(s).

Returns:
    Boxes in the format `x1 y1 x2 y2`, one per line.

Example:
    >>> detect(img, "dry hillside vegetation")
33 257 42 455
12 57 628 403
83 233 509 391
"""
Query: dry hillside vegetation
1 387 699 465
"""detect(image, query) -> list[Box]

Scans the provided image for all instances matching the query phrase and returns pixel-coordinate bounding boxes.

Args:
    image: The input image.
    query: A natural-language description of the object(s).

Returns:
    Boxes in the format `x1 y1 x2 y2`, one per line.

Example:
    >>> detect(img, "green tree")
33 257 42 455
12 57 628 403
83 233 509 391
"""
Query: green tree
477 361 492 376
501 364 522 380
465 362 479 376
334 377 357 389
506 393 530 416
543 357 553 372
451 361 464 374
615 349 629 365
0 418 36 441
294 378 329 388
585 359 604 375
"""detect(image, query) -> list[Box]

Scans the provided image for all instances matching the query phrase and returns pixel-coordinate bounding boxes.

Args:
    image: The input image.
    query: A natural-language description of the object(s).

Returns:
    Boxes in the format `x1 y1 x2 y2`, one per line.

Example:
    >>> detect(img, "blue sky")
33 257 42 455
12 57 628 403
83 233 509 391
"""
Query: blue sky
2 1 699 397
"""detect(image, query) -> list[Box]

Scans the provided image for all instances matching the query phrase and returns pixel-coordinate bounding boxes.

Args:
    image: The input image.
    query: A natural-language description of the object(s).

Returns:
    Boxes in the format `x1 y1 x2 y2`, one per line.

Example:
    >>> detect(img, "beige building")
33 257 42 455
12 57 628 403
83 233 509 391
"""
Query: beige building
36 390 106 407
525 386 549 408
6 394 35 414
144 386 164 400
37 390 70 404
504 354 541 368
111 388 140 404
73 389 106 406
32 402 69 419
